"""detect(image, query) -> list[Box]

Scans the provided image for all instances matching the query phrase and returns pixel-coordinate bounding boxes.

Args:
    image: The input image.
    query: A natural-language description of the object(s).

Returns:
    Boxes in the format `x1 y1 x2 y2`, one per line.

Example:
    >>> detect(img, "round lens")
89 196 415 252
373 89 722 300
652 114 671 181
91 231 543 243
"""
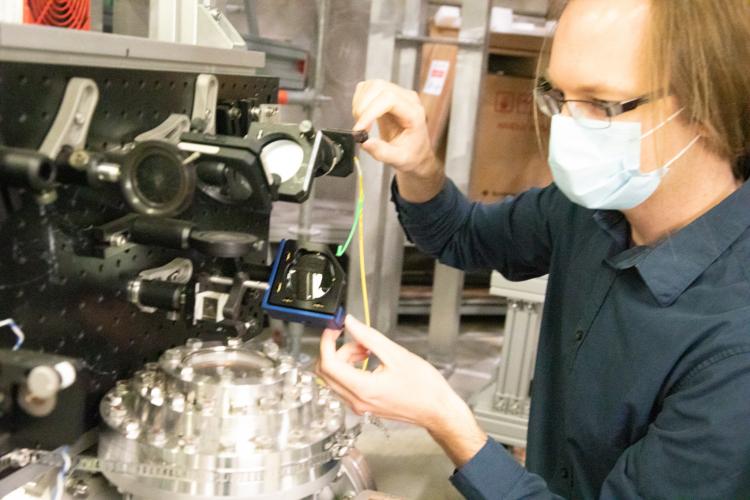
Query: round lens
566 101 611 129
184 349 273 380
534 91 555 117
134 152 182 204
260 140 305 183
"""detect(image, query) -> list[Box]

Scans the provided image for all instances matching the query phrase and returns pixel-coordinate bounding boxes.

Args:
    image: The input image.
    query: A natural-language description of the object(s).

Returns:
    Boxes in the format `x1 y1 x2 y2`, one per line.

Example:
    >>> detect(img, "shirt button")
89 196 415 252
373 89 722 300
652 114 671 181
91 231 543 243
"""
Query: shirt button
575 330 584 342
560 467 570 479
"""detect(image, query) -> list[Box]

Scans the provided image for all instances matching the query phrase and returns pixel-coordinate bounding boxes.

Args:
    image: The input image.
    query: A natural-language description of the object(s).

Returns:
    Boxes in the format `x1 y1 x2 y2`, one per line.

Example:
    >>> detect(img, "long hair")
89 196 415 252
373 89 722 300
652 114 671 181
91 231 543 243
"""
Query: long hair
536 0 750 178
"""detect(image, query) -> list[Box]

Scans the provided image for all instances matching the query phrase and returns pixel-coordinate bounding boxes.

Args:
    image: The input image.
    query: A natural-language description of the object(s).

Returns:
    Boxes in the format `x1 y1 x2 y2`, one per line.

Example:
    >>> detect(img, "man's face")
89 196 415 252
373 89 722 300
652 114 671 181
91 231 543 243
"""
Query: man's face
547 0 694 179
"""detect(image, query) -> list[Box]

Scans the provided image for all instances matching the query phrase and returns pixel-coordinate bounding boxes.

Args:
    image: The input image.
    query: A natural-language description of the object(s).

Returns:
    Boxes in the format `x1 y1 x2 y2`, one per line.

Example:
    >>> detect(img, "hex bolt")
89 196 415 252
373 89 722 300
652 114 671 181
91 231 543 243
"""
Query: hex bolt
149 430 167 447
180 366 194 381
123 419 141 439
114 380 129 395
163 348 182 365
149 387 164 406
262 340 279 359
300 388 314 404
106 393 123 407
170 393 185 412
186 338 203 350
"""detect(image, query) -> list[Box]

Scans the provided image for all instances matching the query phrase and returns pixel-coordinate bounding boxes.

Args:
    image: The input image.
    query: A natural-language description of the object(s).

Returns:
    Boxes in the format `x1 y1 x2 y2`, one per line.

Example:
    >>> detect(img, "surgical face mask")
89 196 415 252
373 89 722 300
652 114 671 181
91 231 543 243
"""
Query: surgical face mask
548 110 700 210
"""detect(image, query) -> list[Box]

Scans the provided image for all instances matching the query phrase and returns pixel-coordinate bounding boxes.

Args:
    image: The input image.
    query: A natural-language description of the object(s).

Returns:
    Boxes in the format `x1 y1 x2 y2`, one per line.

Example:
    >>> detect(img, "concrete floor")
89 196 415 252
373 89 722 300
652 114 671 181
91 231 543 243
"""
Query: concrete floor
295 317 505 500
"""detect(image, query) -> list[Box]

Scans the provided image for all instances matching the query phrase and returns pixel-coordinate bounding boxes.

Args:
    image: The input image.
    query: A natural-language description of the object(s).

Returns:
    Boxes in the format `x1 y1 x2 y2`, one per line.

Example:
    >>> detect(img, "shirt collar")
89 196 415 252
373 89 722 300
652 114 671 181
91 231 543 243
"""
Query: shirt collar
595 180 750 307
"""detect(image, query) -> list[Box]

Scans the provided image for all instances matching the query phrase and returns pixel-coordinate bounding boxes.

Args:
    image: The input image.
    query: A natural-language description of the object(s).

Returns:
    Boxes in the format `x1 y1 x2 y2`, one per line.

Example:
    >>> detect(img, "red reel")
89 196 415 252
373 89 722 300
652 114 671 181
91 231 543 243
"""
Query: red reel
24 0 90 31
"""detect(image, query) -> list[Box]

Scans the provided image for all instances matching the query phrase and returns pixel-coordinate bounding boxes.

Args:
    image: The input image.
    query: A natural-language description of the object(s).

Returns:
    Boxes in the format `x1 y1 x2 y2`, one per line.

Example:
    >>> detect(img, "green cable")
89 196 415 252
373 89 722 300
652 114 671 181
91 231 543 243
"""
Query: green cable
336 198 364 257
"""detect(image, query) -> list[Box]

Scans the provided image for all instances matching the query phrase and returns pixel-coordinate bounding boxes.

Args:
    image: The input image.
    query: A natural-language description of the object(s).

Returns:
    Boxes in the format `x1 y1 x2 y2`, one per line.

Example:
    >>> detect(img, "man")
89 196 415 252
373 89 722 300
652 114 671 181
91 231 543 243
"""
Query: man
318 0 750 498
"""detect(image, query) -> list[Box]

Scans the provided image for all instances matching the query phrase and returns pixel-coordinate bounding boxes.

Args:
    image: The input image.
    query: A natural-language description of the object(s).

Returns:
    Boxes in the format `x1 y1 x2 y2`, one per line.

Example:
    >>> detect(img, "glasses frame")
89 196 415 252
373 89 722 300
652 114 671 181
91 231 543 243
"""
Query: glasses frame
534 78 660 124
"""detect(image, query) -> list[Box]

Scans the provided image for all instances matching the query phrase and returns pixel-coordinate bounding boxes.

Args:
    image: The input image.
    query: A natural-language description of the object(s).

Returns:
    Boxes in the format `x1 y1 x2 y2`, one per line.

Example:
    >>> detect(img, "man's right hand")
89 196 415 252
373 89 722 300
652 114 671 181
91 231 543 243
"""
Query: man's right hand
352 80 444 203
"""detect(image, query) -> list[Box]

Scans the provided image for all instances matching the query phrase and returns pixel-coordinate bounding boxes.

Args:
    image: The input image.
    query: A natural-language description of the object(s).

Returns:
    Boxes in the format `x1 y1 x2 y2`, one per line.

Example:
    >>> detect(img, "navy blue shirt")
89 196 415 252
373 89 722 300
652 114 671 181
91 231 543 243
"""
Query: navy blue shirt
393 178 750 499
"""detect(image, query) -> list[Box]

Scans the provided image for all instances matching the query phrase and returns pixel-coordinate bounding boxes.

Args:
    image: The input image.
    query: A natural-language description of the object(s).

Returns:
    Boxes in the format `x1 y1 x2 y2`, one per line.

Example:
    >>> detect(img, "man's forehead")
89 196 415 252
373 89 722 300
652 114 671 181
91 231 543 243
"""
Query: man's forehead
548 0 651 97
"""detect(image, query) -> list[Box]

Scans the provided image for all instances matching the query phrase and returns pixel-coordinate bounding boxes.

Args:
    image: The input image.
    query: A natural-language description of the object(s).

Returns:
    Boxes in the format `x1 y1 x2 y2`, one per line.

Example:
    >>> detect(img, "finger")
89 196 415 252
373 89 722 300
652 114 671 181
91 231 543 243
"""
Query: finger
353 80 385 119
344 315 403 362
336 341 370 365
353 88 394 131
320 327 344 365
353 80 393 126
319 327 375 392
361 137 405 167
353 90 422 132
316 367 370 412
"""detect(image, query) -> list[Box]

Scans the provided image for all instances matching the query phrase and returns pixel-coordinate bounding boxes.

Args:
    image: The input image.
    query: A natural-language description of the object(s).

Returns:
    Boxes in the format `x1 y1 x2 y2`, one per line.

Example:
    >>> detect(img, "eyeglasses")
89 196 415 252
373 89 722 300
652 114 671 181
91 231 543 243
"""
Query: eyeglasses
533 78 660 129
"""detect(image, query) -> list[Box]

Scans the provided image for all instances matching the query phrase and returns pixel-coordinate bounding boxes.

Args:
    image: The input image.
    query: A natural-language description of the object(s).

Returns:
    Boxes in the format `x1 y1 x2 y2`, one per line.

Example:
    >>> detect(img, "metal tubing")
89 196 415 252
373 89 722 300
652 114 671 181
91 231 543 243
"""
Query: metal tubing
427 264 465 370
288 0 329 359
243 0 260 37
427 0 492 367
345 0 401 328
207 275 269 291
293 0 329 245
374 0 428 335
395 33 483 48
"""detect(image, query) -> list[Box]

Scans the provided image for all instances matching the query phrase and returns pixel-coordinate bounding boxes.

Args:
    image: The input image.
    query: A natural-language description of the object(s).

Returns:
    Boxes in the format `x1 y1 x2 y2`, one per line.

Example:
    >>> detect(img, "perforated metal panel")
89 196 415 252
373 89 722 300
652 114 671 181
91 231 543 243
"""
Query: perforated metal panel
0 61 279 447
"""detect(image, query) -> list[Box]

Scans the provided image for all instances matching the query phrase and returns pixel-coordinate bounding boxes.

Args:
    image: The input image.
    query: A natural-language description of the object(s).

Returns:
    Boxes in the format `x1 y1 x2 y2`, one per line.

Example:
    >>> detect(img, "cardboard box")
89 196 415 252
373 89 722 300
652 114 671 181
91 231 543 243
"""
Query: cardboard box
418 25 459 148
418 25 551 202
469 74 551 202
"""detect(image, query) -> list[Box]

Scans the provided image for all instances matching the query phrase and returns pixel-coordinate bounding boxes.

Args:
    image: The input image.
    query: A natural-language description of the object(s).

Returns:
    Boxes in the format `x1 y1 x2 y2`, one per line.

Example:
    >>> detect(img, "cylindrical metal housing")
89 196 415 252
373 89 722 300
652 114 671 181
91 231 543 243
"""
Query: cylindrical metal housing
99 339 357 499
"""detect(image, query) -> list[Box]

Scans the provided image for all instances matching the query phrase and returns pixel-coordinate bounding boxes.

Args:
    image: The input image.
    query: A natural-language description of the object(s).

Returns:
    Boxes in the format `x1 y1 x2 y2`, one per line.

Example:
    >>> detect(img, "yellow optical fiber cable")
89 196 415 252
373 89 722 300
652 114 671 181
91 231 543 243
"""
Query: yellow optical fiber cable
354 157 371 371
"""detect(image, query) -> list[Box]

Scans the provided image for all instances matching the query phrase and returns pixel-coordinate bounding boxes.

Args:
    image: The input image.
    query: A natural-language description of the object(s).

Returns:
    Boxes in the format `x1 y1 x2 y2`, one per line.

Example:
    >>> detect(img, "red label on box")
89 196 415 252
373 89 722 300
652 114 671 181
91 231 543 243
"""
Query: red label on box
495 91 515 113
517 93 533 114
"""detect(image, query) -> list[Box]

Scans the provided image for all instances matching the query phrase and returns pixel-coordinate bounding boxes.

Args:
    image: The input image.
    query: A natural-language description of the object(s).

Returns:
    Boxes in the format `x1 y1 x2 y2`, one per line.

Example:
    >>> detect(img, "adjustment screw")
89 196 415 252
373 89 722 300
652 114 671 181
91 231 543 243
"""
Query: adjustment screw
68 150 90 169
298 120 315 139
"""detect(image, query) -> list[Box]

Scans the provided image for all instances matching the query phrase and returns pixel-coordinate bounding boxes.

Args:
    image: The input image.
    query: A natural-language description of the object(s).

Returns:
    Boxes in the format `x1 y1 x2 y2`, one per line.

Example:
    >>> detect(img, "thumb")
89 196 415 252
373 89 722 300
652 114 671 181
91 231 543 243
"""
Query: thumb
320 327 344 364
344 315 400 362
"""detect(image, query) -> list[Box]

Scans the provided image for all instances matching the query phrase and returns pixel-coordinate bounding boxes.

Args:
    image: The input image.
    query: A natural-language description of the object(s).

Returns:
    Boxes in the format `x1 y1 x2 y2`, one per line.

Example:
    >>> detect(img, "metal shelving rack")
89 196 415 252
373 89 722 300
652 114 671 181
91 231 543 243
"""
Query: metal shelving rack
345 0 493 369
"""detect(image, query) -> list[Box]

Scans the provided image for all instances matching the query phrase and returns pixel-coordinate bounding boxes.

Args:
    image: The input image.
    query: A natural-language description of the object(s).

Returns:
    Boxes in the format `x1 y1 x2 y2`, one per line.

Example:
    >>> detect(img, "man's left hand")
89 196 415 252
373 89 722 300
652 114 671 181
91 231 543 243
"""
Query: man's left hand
316 315 488 467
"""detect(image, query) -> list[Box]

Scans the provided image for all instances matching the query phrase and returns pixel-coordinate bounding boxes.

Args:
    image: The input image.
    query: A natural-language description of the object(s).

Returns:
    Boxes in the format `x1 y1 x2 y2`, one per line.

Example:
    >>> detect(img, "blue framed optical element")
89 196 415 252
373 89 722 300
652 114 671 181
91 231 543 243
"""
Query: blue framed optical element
262 239 346 329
